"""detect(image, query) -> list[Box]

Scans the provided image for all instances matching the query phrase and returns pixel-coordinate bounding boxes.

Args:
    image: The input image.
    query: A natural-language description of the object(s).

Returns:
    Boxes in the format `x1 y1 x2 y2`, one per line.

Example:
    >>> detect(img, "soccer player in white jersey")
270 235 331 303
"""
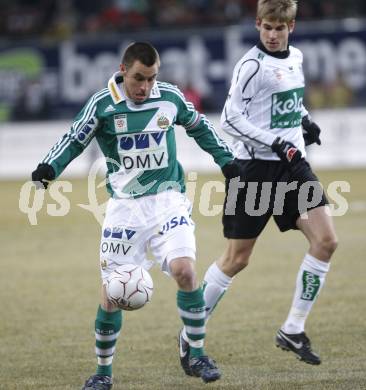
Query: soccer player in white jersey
32 42 239 389
179 0 338 369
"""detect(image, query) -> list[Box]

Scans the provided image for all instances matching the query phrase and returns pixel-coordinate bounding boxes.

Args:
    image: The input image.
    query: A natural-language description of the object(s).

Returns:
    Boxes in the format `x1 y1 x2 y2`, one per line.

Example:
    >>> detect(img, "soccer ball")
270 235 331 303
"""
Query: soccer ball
106 264 153 310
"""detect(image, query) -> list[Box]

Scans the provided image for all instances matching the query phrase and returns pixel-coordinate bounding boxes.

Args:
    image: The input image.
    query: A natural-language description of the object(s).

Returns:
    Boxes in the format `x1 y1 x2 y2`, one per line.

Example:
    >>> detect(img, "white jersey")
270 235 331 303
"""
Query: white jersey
221 44 308 160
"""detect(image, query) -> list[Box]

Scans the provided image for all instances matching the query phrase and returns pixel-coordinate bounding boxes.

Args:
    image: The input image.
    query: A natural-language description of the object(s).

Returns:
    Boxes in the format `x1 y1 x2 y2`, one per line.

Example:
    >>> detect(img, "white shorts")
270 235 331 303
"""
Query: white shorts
99 191 196 282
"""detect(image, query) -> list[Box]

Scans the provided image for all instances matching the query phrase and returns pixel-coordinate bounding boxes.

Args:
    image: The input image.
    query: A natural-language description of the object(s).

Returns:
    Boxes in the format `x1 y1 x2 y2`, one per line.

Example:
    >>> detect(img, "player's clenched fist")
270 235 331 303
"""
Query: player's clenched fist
31 163 55 189
221 158 242 179
271 137 302 167
302 115 321 146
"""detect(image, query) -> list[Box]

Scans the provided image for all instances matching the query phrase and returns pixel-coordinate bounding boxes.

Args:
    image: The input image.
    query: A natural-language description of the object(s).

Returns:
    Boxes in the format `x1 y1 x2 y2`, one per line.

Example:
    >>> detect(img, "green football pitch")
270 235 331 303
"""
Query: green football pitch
1 169 365 389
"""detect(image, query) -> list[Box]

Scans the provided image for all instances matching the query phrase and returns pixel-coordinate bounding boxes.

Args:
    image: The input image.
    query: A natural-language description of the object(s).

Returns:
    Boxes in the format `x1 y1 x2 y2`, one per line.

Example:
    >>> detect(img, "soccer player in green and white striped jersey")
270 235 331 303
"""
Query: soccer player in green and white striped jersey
32 42 239 389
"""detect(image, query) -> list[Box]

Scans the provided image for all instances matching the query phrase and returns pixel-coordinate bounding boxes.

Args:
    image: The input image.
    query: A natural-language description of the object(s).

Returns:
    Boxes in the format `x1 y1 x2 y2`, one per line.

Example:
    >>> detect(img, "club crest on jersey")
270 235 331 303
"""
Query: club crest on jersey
273 69 283 80
114 114 128 132
157 114 170 129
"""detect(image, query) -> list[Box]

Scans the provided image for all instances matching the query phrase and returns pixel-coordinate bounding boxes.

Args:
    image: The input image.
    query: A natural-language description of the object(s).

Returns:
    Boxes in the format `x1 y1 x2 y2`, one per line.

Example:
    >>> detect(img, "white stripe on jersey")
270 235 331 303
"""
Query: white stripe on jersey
44 90 108 164
73 88 108 133
47 107 97 163
202 115 232 153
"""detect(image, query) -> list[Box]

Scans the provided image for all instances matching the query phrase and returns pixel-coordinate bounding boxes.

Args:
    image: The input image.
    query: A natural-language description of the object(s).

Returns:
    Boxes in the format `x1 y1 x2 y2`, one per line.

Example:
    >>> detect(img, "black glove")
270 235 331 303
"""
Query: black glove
221 158 241 179
32 163 55 189
302 115 321 146
271 137 302 167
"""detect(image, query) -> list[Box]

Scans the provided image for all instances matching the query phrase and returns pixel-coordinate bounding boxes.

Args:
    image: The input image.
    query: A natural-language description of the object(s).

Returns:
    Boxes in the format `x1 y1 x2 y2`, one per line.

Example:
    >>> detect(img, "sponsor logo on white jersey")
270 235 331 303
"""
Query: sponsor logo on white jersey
158 215 194 235
271 87 304 128
117 130 169 171
100 226 137 256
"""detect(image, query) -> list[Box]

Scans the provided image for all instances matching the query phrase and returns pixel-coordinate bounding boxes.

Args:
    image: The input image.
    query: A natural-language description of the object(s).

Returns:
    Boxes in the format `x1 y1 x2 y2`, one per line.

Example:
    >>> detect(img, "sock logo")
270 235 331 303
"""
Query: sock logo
301 271 320 300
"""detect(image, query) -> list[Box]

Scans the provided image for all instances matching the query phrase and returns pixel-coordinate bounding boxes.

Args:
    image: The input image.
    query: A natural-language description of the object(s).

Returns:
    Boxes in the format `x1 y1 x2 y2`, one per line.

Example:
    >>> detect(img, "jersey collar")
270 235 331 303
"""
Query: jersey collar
256 41 290 59
107 71 161 104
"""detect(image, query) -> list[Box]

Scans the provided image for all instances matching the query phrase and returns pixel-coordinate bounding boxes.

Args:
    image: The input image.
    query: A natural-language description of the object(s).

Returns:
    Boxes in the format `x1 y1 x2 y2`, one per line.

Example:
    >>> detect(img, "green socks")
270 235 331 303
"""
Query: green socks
177 288 206 358
94 305 122 377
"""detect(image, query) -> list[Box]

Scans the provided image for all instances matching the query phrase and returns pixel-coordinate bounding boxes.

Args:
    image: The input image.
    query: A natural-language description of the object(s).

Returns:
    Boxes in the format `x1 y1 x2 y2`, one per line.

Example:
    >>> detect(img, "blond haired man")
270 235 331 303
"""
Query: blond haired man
178 0 338 370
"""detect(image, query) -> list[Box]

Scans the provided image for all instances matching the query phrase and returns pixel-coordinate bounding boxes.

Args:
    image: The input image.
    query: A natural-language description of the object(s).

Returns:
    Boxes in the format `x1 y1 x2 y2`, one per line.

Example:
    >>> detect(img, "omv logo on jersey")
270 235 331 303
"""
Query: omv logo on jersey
103 227 136 240
101 226 137 256
117 130 169 171
76 117 98 144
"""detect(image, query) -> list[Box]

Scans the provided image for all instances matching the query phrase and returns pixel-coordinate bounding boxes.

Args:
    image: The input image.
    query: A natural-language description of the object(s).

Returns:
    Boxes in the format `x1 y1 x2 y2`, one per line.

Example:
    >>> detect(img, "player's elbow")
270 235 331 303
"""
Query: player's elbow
221 114 239 136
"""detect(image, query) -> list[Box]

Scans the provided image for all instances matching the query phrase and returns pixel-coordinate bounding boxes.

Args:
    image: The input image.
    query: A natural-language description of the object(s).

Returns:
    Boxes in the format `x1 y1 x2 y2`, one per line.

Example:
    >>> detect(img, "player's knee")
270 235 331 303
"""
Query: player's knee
312 233 338 258
323 234 338 256
170 259 197 290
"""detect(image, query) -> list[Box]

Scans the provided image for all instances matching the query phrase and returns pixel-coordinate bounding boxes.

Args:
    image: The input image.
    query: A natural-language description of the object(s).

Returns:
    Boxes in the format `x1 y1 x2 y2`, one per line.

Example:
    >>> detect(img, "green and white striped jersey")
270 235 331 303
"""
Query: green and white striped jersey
43 72 233 198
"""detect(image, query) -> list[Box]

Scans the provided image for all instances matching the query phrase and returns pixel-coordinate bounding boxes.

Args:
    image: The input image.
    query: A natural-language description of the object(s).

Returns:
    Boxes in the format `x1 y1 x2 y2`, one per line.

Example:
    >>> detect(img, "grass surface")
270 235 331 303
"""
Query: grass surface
1 169 366 389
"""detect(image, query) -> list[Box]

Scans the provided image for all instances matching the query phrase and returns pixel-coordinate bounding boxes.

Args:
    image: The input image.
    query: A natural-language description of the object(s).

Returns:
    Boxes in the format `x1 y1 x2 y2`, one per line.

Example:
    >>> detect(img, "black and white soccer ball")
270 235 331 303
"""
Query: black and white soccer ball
106 264 153 310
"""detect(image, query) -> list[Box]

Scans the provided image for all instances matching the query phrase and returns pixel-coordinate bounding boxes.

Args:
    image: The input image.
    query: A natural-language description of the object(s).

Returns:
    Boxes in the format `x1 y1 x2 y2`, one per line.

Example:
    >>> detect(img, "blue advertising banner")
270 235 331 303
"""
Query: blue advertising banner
1 21 365 121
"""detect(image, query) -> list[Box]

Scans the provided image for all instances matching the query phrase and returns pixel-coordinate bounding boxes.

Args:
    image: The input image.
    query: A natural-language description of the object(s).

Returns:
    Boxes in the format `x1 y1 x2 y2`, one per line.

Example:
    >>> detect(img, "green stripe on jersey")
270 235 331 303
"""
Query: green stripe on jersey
44 80 233 197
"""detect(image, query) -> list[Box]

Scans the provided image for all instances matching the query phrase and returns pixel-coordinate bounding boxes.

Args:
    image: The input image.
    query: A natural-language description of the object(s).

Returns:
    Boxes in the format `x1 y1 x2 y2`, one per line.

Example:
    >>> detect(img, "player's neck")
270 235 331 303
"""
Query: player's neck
257 41 290 59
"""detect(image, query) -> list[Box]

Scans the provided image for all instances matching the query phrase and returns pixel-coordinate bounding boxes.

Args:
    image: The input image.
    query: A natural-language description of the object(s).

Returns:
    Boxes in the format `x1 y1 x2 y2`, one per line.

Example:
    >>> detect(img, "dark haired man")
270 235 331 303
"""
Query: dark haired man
32 42 237 389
